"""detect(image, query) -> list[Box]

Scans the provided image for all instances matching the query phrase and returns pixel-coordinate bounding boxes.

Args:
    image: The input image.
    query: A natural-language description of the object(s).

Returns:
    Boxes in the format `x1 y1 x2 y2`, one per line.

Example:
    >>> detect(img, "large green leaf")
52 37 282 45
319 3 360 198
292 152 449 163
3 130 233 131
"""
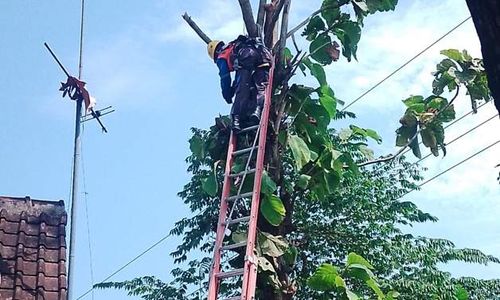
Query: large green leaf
201 161 220 197
366 0 398 13
297 174 312 190
321 0 342 26
310 34 334 65
261 194 286 226
347 252 374 269
261 171 277 195
319 85 337 118
288 134 312 170
303 15 325 41
440 49 464 62
305 103 331 130
334 20 361 61
307 263 338 291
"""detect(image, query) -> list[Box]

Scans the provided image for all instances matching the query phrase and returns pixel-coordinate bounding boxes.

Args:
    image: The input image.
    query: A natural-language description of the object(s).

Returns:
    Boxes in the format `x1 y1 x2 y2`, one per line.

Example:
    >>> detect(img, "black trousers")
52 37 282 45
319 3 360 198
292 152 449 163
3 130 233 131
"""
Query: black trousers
231 47 270 118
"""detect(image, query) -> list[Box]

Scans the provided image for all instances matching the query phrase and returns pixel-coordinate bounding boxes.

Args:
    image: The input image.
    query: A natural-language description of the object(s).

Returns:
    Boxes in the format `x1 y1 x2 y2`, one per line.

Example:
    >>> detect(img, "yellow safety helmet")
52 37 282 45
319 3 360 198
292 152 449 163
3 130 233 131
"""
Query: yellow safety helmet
207 40 223 60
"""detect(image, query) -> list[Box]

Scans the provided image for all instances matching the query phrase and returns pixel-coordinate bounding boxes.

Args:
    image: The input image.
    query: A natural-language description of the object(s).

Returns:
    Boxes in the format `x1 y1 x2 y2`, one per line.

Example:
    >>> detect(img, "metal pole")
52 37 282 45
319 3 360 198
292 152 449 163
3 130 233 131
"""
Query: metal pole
68 98 83 300
68 1 85 298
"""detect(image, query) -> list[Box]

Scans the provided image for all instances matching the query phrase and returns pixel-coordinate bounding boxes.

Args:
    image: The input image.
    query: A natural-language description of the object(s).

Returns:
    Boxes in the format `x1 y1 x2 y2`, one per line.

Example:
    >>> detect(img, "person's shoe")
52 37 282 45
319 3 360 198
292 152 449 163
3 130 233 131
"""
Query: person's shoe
250 106 262 125
232 115 241 132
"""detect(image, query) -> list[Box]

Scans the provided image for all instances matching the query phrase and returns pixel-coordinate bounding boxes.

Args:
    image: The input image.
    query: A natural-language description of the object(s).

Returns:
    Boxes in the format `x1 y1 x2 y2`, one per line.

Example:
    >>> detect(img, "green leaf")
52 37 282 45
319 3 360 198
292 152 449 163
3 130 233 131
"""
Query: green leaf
334 20 361 61
348 264 375 281
347 252 374 269
322 0 341 26
303 15 325 41
261 194 286 226
310 34 333 65
261 171 277 195
305 103 331 130
455 285 469 300
366 0 398 12
201 161 220 197
386 291 400 300
305 61 328 86
297 174 312 189
402 95 424 108
319 85 337 118
288 134 312 170
335 275 347 288
346 290 360 300
440 49 463 62
366 278 385 299
189 134 204 159
283 246 298 267
307 263 338 291
366 128 382 143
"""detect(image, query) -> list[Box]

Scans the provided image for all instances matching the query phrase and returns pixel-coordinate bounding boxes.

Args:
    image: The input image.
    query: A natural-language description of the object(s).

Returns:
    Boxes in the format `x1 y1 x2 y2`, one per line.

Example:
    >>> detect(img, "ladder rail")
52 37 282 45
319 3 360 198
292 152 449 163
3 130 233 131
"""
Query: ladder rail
208 57 275 300
208 118 262 299
207 133 237 297
241 60 275 300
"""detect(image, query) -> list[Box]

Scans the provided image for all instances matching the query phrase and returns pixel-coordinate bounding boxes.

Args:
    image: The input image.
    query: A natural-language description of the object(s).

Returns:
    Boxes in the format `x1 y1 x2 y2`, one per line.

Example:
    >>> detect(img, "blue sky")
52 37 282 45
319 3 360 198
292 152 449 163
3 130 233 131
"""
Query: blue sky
0 1 498 299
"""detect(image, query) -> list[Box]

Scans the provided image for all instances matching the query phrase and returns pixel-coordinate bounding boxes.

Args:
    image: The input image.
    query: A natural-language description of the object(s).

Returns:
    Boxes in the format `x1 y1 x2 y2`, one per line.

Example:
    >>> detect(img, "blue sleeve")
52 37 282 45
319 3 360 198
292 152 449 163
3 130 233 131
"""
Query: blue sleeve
216 58 233 103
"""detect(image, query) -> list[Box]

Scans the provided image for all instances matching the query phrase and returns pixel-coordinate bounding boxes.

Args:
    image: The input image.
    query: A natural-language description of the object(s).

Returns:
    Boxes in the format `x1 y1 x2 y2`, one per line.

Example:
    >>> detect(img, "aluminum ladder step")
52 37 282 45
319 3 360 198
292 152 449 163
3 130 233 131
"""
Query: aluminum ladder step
221 296 241 300
221 241 247 251
215 268 245 279
238 124 259 134
232 146 258 157
226 192 253 202
228 168 256 178
223 216 250 226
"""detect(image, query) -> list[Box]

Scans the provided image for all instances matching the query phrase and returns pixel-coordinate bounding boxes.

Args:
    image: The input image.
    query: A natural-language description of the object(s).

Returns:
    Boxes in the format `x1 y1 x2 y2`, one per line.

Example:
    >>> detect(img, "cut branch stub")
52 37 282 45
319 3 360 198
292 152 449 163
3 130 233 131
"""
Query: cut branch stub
182 13 212 44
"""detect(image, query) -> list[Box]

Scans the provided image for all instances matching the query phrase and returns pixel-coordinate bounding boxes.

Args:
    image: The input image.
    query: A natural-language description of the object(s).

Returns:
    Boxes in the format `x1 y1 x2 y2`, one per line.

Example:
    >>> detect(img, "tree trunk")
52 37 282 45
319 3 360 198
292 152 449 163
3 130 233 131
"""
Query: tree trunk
465 0 500 114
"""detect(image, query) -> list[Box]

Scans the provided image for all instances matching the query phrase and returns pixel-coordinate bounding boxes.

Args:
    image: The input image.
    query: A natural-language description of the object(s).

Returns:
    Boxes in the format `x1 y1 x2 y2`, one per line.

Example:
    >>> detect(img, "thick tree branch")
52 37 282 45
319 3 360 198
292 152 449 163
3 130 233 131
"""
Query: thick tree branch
277 0 291 68
238 0 258 37
357 88 460 168
182 13 211 44
265 0 286 41
257 0 267 29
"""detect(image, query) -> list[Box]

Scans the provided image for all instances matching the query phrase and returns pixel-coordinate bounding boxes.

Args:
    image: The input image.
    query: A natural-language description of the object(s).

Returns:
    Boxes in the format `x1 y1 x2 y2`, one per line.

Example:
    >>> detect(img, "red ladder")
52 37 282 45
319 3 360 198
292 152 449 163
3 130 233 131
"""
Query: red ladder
207 62 275 300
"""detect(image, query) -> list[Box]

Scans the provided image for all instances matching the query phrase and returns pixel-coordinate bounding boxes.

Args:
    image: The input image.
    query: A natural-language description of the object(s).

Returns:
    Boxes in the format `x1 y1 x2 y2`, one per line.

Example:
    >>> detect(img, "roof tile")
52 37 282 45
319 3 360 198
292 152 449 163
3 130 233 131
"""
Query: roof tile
0 196 67 300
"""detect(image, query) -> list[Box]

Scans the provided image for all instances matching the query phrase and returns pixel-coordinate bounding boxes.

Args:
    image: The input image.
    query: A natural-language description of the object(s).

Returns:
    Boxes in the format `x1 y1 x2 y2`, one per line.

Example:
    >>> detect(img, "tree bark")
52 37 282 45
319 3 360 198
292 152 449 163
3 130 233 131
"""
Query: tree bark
182 13 212 44
238 0 259 37
465 0 500 114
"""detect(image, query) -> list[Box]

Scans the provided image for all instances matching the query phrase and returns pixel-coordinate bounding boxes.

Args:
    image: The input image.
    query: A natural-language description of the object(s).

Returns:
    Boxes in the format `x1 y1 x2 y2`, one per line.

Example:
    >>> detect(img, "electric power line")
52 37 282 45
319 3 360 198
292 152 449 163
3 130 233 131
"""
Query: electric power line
76 233 172 300
414 113 498 165
342 16 472 111
401 138 500 199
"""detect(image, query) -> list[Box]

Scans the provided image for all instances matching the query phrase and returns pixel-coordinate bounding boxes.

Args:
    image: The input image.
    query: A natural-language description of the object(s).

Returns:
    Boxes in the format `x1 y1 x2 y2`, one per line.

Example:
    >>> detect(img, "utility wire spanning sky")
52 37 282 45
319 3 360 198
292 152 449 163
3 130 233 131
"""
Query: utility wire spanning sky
0 1 499 299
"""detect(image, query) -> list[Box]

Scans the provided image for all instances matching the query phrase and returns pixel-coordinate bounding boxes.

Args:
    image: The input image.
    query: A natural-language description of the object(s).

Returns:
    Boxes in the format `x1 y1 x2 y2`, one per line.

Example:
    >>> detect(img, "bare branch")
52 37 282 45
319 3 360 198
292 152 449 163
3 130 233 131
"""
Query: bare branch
357 88 461 168
238 0 258 37
182 13 211 44
266 0 286 40
277 0 291 62
257 0 267 28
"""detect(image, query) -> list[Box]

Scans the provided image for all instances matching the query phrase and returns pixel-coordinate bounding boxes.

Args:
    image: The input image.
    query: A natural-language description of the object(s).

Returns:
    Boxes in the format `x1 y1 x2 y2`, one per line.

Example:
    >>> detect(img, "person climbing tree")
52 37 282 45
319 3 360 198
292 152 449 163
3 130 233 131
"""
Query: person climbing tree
207 35 272 132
